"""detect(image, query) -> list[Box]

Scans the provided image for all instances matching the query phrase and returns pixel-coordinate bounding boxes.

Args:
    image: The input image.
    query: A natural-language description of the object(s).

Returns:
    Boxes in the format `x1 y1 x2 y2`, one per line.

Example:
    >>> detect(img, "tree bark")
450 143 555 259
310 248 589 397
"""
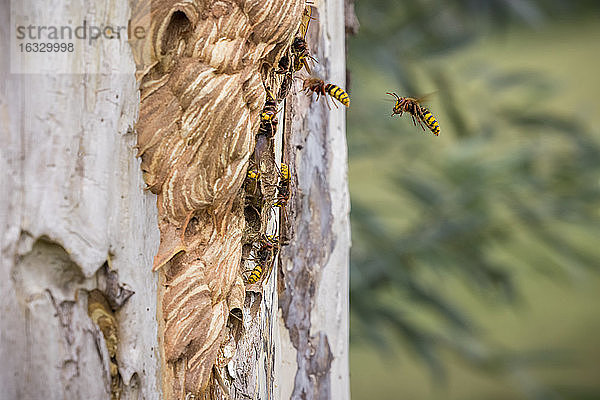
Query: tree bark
0 0 161 398
0 0 349 398
277 2 351 399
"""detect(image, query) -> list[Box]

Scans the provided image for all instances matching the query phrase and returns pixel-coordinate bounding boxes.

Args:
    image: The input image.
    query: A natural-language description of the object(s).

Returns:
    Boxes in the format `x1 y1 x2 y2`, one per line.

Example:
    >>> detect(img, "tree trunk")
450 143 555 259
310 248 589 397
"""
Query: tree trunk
0 0 161 398
0 0 349 398
277 2 351 398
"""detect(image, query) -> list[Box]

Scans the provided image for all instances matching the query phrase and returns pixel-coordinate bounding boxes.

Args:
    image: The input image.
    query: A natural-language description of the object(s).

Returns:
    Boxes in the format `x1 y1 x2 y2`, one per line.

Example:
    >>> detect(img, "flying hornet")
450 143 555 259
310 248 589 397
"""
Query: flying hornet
303 78 350 108
386 92 440 136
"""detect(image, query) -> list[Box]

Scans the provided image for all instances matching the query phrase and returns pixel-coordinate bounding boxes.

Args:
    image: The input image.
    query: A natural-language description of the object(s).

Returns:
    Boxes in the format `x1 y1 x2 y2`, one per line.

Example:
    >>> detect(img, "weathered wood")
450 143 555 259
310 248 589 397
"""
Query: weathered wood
277 1 351 398
0 0 161 398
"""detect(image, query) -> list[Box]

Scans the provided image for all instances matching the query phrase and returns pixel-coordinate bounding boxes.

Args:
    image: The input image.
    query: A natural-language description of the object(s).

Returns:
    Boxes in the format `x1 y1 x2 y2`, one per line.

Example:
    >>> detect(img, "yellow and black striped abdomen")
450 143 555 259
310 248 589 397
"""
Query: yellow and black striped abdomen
420 107 440 136
325 84 350 107
280 163 290 181
247 265 263 284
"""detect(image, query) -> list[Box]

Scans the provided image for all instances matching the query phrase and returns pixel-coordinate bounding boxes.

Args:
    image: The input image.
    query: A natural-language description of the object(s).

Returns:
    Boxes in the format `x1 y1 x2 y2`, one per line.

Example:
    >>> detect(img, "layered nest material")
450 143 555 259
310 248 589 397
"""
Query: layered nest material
130 0 305 397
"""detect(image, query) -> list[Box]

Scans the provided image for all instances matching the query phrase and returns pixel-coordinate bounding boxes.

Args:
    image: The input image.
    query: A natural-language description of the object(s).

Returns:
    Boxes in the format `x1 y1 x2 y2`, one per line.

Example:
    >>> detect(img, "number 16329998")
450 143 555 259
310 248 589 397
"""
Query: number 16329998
19 42 74 52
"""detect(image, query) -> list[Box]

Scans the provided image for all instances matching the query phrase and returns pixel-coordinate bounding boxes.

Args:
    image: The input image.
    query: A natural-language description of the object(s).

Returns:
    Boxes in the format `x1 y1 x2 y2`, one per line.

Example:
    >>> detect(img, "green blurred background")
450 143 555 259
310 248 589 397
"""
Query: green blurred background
346 1 600 399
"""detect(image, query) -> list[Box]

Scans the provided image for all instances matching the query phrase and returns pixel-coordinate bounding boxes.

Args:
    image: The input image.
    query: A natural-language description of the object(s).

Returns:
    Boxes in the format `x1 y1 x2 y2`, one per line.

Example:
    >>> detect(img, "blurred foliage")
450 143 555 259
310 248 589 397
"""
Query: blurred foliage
347 0 600 397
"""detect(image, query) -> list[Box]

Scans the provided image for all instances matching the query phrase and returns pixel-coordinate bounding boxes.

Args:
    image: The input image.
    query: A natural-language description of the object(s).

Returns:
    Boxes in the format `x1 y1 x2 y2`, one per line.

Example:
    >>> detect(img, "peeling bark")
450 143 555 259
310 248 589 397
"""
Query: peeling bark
278 2 351 399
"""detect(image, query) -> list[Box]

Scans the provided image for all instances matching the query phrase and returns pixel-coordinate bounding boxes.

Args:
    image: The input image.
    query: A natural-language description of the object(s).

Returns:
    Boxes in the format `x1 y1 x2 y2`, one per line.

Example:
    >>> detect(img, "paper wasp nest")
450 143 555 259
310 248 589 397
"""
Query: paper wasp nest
129 0 304 396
